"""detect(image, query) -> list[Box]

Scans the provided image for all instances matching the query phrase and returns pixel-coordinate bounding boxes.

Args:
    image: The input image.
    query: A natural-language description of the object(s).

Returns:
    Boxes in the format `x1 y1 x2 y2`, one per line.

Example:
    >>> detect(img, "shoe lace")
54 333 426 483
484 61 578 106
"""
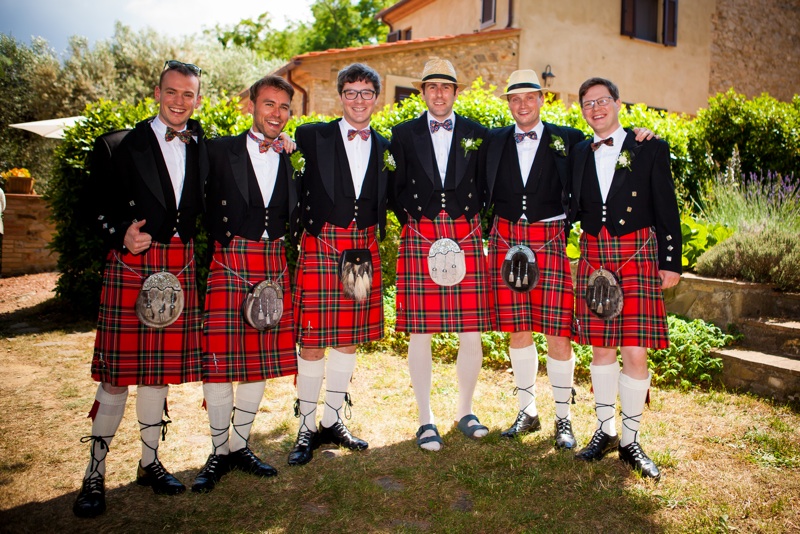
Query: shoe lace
555 418 573 435
296 429 315 447
202 454 223 472
587 429 607 449
624 441 647 461
620 408 643 445
512 383 536 415
324 391 353 421
231 406 257 451
146 459 169 480
82 474 104 495
294 398 318 434
79 434 111 482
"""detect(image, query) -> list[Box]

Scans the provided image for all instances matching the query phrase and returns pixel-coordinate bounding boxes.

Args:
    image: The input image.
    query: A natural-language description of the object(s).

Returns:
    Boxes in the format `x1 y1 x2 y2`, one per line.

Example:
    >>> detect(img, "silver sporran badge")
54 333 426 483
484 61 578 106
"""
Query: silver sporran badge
243 279 284 330
135 272 184 328
585 268 624 320
427 238 466 287
339 248 373 302
501 245 540 293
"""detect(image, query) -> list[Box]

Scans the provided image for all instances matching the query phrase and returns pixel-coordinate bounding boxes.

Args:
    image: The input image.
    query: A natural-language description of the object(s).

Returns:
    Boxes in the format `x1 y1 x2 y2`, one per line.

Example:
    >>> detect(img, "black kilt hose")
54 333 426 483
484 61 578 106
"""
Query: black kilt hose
487 217 574 336
203 237 297 382
92 237 202 386
293 222 384 348
396 211 492 334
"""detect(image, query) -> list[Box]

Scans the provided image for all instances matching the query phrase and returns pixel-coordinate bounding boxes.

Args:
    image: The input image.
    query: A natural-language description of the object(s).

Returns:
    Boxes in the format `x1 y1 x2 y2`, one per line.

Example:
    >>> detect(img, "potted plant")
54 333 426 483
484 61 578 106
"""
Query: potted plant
1 168 35 194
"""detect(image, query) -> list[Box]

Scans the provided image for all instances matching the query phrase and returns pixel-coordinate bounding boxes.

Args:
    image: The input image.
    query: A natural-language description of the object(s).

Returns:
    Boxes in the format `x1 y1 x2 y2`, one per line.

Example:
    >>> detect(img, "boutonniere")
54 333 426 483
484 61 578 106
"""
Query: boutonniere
549 135 567 157
382 149 396 171
616 149 634 171
289 151 305 179
460 137 482 156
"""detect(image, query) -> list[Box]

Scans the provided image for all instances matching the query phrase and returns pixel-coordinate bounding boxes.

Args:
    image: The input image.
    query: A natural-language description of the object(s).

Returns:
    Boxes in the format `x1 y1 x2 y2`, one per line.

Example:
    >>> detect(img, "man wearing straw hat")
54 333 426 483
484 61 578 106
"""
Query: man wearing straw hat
389 58 490 451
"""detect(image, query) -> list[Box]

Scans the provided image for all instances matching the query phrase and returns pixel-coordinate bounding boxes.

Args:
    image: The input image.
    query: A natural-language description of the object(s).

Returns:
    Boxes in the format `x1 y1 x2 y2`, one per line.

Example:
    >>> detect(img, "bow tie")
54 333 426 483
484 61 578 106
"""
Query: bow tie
165 127 192 144
347 128 371 141
514 131 538 143
429 119 453 133
591 137 614 151
248 131 283 153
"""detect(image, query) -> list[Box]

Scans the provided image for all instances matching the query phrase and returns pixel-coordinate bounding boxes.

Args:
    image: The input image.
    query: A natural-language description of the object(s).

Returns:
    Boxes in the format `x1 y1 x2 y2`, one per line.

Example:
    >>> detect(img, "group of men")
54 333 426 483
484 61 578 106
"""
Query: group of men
73 57 681 519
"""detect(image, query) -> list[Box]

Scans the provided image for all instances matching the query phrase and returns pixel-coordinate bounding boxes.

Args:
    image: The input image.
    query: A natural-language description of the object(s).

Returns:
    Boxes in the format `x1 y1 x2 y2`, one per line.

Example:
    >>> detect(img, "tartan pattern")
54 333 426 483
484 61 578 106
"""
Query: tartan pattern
203 237 297 382
574 226 669 348
396 211 492 333
487 217 573 336
293 222 384 348
92 237 202 386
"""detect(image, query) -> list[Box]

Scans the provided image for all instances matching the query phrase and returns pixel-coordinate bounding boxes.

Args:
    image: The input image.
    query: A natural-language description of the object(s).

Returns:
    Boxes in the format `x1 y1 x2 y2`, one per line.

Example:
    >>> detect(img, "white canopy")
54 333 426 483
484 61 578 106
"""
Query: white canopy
9 116 85 139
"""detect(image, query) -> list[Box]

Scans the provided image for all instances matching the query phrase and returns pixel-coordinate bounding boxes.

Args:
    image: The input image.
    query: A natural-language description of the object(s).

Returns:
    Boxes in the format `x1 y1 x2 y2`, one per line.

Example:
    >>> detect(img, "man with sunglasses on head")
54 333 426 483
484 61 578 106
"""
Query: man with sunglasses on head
288 63 390 466
73 60 206 518
569 77 681 480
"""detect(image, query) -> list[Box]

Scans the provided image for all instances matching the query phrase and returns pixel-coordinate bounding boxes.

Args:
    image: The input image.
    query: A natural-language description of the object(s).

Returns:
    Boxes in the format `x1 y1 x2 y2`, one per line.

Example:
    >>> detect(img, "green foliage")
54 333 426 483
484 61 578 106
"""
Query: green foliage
680 215 734 271
453 78 514 129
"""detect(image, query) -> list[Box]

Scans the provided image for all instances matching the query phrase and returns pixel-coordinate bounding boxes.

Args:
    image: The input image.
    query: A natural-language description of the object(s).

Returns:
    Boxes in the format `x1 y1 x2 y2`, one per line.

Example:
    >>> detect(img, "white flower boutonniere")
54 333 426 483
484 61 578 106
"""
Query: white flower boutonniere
460 137 482 156
549 135 567 157
616 149 634 171
290 151 305 179
382 149 396 171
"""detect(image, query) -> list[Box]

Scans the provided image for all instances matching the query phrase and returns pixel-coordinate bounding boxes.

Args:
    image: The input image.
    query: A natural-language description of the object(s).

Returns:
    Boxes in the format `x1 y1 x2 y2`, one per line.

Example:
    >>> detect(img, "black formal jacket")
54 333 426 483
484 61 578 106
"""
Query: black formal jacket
482 122 585 221
205 132 299 247
389 112 487 225
568 129 682 273
295 119 390 239
96 117 207 251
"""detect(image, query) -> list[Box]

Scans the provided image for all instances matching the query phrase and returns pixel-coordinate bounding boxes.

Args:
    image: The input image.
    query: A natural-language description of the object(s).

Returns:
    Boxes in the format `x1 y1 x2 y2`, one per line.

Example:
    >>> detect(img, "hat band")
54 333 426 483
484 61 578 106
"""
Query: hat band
422 73 458 83
507 82 542 91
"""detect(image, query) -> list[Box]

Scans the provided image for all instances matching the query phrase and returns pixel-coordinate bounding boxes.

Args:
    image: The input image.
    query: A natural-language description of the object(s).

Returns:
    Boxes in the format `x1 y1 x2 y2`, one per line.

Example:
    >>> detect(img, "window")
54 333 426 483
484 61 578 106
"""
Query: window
621 0 678 46
394 87 419 104
481 0 496 28
387 28 412 43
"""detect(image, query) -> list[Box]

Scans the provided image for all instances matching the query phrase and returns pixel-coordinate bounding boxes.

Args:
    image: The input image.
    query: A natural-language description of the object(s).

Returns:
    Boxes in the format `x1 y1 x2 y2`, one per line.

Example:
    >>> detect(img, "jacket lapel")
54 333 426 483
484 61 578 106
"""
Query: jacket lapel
316 119 339 201
131 121 166 209
453 113 472 187
544 123 570 190
228 132 250 203
607 130 637 201
485 125 512 205
412 112 436 185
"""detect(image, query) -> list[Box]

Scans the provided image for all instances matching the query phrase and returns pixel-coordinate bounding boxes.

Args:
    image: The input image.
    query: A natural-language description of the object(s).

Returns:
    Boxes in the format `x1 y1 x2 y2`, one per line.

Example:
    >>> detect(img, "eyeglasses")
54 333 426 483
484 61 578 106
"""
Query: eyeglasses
163 60 202 77
581 96 614 110
341 89 376 101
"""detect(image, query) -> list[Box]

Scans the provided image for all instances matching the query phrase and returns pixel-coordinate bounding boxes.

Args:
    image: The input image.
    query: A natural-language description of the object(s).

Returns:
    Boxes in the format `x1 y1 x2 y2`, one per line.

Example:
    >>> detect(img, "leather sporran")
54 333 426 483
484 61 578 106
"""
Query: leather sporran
585 268 624 320
135 272 184 328
242 280 284 330
427 238 466 287
338 248 373 302
501 245 540 293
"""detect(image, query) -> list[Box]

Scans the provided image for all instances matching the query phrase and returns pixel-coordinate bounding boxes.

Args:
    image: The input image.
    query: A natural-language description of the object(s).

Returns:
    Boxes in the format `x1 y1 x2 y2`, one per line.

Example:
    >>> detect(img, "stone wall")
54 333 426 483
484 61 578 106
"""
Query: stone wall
709 0 800 102
1 194 58 276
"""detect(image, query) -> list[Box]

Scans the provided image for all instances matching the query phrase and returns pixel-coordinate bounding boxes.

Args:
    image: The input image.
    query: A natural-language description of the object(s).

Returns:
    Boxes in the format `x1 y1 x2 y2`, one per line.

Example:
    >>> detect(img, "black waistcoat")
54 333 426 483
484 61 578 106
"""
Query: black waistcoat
325 136 380 230
420 144 461 220
238 157 290 241
577 155 611 237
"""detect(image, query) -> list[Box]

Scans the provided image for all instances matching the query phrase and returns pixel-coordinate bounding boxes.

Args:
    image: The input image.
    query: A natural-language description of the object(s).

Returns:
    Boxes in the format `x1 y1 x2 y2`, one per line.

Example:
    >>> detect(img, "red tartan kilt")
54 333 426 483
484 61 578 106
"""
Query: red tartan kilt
203 237 297 382
92 237 202 386
293 222 383 348
487 217 573 336
396 212 492 333
574 226 669 348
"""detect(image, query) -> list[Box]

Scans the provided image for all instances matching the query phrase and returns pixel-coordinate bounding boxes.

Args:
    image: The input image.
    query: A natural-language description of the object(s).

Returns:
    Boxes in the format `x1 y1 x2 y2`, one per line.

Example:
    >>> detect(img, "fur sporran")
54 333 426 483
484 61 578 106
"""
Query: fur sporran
501 245 540 293
135 272 184 328
242 280 284 330
427 238 467 287
338 249 373 302
585 268 624 320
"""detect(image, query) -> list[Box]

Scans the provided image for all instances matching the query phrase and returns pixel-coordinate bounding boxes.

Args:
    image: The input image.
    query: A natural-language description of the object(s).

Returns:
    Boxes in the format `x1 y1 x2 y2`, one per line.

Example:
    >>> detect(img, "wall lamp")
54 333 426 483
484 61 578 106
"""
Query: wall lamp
542 65 555 88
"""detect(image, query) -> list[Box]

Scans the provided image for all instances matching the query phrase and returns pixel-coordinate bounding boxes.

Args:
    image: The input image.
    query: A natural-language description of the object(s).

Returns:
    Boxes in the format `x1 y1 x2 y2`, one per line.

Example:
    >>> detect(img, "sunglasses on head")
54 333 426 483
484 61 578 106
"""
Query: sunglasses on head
163 60 202 77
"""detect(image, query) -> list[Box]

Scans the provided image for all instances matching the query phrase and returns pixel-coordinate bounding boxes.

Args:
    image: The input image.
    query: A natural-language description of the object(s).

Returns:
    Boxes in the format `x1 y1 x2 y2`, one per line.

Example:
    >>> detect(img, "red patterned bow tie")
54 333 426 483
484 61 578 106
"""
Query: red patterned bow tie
429 119 453 133
514 131 538 143
591 137 614 151
347 128 371 141
165 127 192 144
248 131 284 153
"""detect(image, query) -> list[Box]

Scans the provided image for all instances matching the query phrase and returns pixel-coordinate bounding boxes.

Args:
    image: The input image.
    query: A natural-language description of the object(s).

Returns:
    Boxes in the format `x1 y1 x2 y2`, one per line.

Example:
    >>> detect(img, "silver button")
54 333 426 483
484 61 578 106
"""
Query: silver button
627 207 632 212
631 192 637 197
413 194 418 199
221 200 227 206
222 216 228 222
619 219 625 225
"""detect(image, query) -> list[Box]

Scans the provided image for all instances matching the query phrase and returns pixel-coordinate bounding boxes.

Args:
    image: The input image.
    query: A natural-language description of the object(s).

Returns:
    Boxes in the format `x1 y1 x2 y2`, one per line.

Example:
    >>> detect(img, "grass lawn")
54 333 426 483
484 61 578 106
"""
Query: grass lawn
0 299 798 533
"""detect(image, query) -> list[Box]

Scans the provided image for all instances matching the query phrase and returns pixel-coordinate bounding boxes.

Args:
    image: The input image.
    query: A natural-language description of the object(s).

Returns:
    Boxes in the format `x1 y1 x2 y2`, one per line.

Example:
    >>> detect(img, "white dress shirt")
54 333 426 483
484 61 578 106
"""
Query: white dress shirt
151 116 192 206
246 129 280 238
592 125 626 203
339 119 372 199
429 112 455 185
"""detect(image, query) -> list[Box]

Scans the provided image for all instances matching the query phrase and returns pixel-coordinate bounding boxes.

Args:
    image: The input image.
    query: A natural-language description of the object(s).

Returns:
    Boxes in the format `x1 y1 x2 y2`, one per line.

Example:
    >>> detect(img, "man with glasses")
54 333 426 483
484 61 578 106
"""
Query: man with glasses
288 63 390 466
569 78 681 479
388 58 490 451
191 75 299 493
73 60 206 517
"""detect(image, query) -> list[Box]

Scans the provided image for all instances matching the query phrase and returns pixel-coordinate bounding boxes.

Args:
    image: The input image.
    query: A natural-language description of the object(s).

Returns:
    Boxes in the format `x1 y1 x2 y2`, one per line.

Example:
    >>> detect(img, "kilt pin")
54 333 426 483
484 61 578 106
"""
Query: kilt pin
93 238 203 386
293 221 383 348
395 212 491 333
487 217 573 336
203 236 297 382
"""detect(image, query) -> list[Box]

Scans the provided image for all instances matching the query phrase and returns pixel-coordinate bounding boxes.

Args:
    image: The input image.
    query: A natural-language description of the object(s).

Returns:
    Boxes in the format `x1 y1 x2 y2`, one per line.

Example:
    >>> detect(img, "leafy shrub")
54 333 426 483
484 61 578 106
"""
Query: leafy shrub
681 215 734 271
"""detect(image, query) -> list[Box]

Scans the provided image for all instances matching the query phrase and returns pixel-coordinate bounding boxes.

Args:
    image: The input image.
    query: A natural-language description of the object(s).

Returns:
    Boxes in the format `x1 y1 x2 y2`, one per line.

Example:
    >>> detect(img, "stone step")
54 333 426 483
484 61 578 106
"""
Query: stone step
739 318 800 360
712 348 800 403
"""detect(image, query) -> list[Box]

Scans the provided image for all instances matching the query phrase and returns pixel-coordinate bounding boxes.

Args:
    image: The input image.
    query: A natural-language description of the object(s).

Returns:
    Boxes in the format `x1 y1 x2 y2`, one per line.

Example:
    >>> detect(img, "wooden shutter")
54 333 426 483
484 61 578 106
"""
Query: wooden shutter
387 30 401 43
621 0 636 37
663 0 678 46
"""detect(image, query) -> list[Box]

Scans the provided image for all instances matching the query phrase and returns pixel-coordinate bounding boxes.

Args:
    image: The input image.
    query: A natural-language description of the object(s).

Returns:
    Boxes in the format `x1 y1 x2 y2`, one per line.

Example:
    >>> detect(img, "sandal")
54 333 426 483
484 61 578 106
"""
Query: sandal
456 414 488 439
415 424 443 450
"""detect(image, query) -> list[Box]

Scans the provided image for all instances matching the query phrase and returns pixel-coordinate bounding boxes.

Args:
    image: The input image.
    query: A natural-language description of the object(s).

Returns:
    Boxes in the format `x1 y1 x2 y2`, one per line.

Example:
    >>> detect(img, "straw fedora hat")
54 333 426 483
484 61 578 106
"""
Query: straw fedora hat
502 70 544 96
411 59 466 90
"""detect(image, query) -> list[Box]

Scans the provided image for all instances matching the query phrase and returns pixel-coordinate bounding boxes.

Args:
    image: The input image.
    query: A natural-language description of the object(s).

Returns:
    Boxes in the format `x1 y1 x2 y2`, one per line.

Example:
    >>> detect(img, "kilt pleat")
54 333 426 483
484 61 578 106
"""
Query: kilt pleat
293 222 383 348
574 226 669 348
92 238 202 386
396 211 492 333
488 217 573 336
203 237 297 382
